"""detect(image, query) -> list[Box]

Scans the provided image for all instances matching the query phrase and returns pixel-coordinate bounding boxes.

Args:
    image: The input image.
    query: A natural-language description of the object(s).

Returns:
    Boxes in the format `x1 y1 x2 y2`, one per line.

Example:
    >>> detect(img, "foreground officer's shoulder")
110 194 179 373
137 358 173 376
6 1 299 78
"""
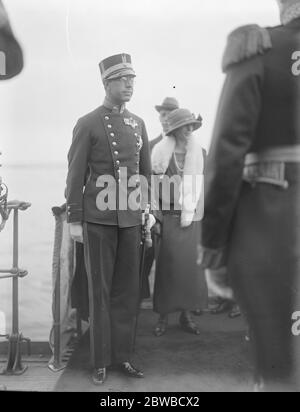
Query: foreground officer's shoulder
222 24 273 73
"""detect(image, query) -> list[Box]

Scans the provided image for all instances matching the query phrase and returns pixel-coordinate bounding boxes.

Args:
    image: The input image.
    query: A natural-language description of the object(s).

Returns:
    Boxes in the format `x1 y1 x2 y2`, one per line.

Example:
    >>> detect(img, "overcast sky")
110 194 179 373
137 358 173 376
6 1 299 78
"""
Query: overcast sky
0 0 279 165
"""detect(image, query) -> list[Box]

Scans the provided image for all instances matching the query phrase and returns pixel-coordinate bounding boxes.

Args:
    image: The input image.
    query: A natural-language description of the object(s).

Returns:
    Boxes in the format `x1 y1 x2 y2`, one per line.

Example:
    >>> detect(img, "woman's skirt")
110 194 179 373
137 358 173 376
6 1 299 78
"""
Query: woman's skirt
153 213 208 315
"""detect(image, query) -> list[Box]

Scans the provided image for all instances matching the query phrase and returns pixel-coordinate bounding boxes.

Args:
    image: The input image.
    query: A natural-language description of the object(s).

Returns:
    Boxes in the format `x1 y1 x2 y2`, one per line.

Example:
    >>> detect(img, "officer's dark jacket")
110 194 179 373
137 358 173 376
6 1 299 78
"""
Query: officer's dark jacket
202 20 300 252
0 16 23 80
66 105 151 228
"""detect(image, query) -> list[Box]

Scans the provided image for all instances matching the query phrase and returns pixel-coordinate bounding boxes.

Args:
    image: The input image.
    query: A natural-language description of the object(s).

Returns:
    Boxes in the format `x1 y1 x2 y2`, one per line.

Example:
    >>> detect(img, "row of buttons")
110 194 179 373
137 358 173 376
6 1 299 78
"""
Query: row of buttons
104 116 121 182
104 114 141 184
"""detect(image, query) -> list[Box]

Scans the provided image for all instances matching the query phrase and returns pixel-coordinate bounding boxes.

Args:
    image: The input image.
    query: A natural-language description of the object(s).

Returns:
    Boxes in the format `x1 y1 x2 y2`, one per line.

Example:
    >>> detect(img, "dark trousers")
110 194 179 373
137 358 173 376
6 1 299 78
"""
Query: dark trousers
83 223 141 369
231 269 297 390
228 168 300 391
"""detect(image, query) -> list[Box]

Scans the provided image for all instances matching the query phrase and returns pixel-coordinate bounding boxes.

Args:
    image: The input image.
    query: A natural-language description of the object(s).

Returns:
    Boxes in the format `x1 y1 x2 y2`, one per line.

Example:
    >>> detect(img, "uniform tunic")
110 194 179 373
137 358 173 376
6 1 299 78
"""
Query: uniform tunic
66 103 151 368
66 105 151 226
201 21 300 390
154 154 208 315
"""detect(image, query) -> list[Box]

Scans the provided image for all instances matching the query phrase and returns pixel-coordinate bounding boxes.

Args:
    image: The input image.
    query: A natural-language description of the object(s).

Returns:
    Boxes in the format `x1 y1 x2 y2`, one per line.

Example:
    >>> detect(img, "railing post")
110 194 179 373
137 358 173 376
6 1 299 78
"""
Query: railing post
0 203 31 376
12 209 19 335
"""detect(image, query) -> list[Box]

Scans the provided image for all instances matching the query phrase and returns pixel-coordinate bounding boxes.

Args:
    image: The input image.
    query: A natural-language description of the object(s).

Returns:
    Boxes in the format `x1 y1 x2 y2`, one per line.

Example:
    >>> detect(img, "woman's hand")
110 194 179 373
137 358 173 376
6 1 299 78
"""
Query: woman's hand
69 222 83 243
181 220 191 228
181 214 193 228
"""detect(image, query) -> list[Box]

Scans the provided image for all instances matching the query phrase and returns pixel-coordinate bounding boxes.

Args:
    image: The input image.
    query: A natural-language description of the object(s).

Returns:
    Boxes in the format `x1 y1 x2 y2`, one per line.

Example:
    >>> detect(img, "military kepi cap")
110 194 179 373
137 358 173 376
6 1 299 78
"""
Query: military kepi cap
99 53 136 81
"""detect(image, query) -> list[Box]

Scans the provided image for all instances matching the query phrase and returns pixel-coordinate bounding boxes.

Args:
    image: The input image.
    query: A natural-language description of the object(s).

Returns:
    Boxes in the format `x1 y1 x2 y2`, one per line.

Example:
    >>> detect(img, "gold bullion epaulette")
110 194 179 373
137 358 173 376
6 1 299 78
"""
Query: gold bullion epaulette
222 24 272 73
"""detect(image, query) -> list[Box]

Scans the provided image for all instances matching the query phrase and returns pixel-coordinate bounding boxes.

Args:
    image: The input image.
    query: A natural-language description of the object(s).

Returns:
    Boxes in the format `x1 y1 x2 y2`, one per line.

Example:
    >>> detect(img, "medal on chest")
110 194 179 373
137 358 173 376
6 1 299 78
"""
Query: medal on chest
124 117 138 129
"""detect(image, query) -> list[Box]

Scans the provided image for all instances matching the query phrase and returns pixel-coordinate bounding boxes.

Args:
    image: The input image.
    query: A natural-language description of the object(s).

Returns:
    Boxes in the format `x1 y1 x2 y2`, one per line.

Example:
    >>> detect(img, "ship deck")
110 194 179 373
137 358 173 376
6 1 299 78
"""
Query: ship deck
0 310 253 392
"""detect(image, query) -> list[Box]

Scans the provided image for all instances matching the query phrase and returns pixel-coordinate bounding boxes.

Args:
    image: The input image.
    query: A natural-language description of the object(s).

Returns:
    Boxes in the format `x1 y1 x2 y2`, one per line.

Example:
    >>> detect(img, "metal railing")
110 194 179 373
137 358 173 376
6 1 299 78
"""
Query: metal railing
0 201 31 376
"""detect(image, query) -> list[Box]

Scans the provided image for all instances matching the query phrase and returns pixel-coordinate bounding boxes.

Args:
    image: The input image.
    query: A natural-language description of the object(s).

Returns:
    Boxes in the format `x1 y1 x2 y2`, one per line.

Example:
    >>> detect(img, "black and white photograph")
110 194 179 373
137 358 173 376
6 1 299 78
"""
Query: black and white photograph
1 0 300 395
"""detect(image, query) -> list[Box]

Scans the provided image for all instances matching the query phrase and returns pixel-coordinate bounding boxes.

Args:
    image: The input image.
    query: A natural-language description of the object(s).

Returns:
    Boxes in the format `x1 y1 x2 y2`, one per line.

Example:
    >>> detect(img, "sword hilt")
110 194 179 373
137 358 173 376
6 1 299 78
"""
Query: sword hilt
143 204 153 248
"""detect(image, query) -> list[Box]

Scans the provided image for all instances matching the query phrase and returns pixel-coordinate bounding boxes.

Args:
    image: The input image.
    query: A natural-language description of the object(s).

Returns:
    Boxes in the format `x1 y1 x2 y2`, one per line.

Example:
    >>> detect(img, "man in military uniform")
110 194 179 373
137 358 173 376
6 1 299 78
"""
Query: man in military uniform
199 0 300 391
0 0 23 80
66 54 154 385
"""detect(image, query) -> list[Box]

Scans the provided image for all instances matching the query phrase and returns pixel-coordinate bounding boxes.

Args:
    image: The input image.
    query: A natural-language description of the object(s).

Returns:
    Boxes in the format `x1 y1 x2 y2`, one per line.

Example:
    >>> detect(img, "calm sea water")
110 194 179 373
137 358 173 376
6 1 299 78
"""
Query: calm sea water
0 164 68 341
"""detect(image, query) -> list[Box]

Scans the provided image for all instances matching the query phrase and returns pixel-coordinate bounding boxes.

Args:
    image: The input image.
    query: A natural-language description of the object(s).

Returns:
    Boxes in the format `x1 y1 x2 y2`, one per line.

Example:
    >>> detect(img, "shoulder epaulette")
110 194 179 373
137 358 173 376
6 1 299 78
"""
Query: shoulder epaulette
222 24 272 73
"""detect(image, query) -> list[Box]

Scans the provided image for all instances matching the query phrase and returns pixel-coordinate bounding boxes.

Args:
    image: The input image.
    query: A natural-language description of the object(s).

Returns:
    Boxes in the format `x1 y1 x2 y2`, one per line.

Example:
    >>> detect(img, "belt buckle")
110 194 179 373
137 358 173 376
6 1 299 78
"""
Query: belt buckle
243 161 289 189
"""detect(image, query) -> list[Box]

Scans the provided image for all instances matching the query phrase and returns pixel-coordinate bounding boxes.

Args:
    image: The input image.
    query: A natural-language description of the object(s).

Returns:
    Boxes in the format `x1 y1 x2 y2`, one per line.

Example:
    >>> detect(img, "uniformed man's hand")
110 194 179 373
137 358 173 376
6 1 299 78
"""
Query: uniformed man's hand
205 268 234 301
142 213 156 230
197 244 227 269
69 222 83 243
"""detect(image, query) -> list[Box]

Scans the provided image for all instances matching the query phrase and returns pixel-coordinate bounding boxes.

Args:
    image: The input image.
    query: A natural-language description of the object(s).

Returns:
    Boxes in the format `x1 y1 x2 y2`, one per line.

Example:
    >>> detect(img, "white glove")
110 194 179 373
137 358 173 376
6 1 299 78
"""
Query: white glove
142 213 156 230
69 222 83 244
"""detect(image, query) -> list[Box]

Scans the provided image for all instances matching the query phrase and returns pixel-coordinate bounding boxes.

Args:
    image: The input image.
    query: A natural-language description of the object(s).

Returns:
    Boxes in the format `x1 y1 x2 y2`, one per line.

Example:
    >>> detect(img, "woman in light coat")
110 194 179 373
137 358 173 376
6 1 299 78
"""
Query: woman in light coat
151 108 208 336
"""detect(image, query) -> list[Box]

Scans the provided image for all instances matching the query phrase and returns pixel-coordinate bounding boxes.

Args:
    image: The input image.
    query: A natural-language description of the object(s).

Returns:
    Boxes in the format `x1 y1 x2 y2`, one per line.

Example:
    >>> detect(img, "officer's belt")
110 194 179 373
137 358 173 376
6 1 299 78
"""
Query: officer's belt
243 145 300 189
245 145 300 165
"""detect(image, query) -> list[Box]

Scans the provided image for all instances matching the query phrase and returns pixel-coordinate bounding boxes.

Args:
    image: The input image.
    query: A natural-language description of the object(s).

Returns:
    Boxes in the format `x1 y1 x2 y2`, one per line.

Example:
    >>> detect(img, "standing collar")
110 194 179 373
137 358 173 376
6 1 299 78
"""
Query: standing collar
103 96 126 114
281 3 300 25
